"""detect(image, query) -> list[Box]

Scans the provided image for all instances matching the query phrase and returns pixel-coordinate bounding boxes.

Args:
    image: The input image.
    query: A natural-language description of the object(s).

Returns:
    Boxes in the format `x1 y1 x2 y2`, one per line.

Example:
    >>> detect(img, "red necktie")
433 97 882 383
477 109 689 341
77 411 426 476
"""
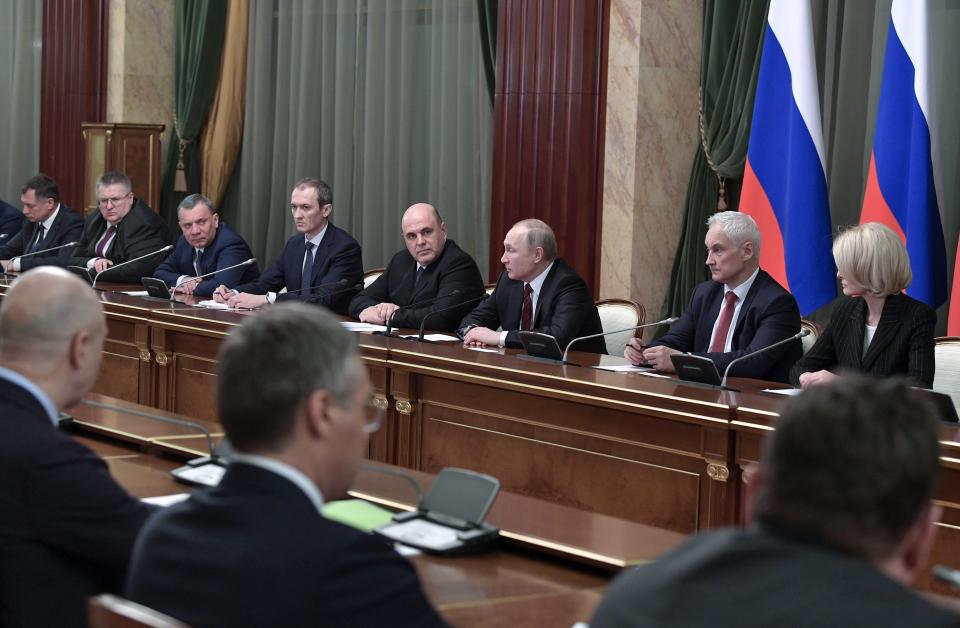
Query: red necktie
709 291 738 353
95 225 116 257
520 283 533 330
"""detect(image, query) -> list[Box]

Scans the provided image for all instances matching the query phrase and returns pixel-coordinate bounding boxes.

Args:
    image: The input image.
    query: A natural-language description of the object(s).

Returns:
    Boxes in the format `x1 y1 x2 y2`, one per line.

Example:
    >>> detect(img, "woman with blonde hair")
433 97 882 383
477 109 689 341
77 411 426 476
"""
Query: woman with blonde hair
790 222 935 388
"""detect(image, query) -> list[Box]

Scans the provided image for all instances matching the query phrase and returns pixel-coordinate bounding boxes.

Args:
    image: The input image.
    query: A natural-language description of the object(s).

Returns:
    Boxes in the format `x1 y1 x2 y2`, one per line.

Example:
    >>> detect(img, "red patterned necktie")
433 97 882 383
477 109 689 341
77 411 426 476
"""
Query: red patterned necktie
520 283 533 330
709 291 738 353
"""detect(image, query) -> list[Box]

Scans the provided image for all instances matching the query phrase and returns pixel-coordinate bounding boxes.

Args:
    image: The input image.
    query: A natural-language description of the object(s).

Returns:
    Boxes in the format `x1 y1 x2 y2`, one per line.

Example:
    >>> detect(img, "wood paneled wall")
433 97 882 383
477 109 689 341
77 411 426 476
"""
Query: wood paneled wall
40 0 108 210
489 0 611 293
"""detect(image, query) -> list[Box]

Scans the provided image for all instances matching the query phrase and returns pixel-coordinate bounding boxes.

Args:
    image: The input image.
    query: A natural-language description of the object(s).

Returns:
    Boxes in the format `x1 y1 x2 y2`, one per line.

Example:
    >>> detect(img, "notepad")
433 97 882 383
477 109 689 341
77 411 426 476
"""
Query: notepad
322 499 395 532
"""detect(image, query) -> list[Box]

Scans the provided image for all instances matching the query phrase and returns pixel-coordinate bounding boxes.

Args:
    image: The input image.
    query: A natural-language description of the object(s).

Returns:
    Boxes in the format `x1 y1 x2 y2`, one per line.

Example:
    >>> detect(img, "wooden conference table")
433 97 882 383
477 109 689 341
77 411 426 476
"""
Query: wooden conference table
2 277 959 596
66 394 687 626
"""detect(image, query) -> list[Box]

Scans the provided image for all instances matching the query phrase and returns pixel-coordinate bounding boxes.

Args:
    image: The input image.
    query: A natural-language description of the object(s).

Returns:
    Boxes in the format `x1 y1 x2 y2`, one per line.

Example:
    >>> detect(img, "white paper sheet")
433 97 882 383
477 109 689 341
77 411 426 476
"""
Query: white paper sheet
142 493 190 507
340 321 388 332
762 387 802 396
399 334 460 342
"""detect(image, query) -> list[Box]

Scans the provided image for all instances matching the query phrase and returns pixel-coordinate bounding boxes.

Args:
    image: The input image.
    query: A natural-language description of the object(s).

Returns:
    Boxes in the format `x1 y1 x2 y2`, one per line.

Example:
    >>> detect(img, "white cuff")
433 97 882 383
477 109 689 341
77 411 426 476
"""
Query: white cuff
499 331 508 348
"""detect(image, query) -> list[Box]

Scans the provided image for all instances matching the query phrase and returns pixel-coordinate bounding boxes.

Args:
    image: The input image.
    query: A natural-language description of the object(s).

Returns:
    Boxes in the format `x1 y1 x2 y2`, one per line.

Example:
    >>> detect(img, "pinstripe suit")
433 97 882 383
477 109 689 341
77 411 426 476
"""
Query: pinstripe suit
790 293 936 388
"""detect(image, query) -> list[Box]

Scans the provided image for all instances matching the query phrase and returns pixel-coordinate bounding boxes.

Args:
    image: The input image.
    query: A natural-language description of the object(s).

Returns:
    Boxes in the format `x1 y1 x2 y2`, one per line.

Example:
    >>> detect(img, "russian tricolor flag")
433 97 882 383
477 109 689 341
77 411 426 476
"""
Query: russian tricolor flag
740 0 835 317
861 0 947 308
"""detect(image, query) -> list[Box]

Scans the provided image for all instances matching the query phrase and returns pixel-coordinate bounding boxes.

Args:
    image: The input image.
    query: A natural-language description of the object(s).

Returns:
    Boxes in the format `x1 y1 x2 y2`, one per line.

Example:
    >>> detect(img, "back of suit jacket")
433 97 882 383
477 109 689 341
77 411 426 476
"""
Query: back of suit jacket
126 463 446 628
234 223 363 314
0 378 154 628
153 224 260 297
458 258 606 353
652 270 801 383
0 205 84 270
348 239 485 331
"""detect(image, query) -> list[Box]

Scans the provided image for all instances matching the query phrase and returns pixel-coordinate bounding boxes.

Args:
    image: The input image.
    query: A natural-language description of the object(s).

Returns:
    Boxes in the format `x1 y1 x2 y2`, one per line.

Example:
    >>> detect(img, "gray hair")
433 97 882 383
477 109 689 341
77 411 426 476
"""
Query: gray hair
177 193 216 215
515 218 558 261
95 170 132 195
706 211 761 256
216 303 361 452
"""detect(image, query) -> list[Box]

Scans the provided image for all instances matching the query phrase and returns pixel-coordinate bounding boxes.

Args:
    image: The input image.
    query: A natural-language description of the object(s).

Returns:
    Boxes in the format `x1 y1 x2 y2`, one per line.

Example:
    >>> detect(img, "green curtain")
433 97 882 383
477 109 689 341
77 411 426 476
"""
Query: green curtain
477 0 497 106
158 0 228 227
656 0 769 332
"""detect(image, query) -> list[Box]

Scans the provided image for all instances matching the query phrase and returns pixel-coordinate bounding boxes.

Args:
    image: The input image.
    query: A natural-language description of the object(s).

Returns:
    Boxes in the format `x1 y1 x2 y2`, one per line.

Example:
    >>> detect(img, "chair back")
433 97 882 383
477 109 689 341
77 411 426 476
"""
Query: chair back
934 337 960 412
363 268 384 289
800 319 822 354
484 283 496 295
595 299 645 356
88 595 187 628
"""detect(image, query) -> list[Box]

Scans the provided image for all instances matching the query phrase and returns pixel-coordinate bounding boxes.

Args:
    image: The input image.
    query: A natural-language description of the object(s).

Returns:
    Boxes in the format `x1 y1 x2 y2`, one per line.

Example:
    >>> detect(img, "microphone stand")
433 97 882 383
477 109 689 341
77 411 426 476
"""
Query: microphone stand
561 316 680 365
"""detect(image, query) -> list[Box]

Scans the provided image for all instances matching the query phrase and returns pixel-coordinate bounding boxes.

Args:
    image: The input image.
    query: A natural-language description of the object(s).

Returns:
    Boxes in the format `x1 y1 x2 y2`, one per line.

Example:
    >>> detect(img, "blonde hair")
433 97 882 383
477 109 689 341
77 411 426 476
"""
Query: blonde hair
832 222 911 296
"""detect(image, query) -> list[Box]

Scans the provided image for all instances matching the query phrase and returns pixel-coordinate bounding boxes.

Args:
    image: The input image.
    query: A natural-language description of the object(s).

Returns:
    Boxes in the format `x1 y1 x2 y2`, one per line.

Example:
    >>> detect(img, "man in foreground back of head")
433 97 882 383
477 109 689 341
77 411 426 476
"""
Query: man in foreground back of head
592 376 959 627
126 304 446 627
0 268 154 627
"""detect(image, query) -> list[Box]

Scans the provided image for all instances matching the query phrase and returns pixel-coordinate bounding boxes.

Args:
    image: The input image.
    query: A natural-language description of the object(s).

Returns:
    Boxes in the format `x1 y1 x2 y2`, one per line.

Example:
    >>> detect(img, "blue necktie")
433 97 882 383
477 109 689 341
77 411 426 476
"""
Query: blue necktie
301 241 316 295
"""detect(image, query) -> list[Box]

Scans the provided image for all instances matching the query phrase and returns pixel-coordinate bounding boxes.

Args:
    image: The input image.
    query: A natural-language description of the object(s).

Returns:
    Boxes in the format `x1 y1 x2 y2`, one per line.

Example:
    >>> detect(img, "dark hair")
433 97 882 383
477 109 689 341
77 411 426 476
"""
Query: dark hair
21 173 60 205
216 304 359 452
96 171 133 195
752 376 941 561
293 178 333 207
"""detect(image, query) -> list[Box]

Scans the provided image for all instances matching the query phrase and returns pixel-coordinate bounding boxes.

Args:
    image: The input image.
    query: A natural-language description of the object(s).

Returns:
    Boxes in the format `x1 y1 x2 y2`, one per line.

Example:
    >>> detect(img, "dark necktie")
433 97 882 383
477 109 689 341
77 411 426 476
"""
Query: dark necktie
193 248 203 277
415 265 425 287
95 225 116 257
520 283 534 331
709 291 738 353
301 241 315 295
28 225 45 253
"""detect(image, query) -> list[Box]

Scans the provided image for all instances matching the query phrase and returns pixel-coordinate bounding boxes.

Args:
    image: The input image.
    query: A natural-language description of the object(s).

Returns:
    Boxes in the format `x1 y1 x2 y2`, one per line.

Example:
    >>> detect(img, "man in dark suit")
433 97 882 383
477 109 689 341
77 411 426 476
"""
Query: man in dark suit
126 304 446 627
68 170 172 284
0 174 83 272
349 203 484 331
153 193 259 298
457 219 605 353
0 268 154 628
626 211 801 382
214 178 362 314
592 376 955 627
0 198 24 243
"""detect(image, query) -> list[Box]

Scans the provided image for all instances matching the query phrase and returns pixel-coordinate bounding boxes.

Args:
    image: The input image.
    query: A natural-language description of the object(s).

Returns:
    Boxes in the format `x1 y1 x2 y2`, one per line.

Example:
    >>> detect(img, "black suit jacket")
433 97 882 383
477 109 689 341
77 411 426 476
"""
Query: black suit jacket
790 293 936 387
591 525 959 628
126 462 446 628
68 198 173 283
153 224 259 297
458 258 606 353
653 269 802 383
0 378 154 628
0 199 24 241
234 223 363 314
348 239 485 331
0 205 84 270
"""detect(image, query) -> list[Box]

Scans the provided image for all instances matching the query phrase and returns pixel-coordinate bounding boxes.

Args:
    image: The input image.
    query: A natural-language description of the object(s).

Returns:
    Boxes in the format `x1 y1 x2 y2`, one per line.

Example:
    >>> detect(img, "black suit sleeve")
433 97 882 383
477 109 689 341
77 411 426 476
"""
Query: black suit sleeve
348 266 394 318
194 238 256 297
651 287 705 353
20 214 84 271
390 256 485 332
295 239 364 311
0 228 26 261
907 305 936 388
502 275 596 350
457 276 504 334
790 306 843 385
105 217 171 283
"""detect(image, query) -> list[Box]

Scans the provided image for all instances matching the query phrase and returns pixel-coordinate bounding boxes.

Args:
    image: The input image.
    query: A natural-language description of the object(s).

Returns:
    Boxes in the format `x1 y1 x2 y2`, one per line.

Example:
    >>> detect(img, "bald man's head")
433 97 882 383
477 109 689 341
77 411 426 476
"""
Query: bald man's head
0 268 105 362
401 203 447 266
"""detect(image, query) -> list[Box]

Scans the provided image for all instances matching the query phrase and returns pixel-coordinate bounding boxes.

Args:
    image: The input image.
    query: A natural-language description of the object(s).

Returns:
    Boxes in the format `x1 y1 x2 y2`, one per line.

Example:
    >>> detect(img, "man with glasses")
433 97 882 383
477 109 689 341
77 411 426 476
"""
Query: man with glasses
126 303 445 627
68 171 171 283
0 174 83 272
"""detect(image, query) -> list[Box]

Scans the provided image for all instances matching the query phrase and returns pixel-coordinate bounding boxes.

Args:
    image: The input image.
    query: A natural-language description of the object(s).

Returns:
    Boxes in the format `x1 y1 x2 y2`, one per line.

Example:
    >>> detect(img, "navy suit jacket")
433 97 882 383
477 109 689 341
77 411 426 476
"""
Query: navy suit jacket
0 378 154 628
153 224 259 297
126 463 447 628
68 198 173 283
790 293 936 387
0 199 24 242
458 258 606 354
234 223 363 314
348 239 485 331
653 269 802 383
0 205 84 270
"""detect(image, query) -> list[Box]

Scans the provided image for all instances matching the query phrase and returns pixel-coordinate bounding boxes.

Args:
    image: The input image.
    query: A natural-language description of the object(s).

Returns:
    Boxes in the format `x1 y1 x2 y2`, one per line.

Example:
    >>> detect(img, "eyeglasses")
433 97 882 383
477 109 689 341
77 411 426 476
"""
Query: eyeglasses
364 398 386 434
98 193 131 207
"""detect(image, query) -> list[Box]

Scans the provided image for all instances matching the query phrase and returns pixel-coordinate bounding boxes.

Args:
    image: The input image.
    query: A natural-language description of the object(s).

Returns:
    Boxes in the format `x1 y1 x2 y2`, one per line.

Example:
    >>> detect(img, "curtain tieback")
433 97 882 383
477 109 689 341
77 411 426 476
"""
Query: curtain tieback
173 115 195 192
697 87 727 211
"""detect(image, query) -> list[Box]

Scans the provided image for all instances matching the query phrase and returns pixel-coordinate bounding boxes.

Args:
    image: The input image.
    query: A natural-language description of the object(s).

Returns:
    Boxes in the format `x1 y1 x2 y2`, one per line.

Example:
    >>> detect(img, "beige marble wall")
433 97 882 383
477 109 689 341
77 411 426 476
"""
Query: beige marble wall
600 0 701 324
107 0 175 161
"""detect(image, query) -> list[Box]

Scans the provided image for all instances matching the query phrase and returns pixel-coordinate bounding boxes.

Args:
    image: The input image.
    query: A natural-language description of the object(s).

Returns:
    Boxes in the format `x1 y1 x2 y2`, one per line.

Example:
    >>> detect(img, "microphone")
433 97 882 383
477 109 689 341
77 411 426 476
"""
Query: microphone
561 316 679 365
417 294 487 341
374 289 462 336
719 328 809 389
171 257 256 299
11 240 79 261
91 244 174 289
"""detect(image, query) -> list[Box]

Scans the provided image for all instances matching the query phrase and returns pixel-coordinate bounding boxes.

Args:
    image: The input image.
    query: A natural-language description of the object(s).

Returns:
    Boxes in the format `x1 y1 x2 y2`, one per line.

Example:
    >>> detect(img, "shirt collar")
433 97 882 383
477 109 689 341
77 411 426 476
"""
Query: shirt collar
527 260 555 295
230 453 325 515
40 204 60 231
725 266 760 302
305 224 328 248
0 365 59 427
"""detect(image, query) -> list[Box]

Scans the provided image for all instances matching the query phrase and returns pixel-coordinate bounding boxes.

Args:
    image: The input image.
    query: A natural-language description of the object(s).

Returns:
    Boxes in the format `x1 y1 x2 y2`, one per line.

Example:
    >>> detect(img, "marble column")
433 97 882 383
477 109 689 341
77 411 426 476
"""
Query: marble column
600 0 701 325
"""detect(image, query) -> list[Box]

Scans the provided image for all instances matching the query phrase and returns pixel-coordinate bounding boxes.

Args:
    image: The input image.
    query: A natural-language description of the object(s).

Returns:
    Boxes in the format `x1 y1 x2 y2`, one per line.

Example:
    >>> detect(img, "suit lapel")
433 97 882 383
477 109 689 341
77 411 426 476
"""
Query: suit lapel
503 276 524 329
697 283 725 350
310 227 334 282
730 272 764 346
862 295 902 370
